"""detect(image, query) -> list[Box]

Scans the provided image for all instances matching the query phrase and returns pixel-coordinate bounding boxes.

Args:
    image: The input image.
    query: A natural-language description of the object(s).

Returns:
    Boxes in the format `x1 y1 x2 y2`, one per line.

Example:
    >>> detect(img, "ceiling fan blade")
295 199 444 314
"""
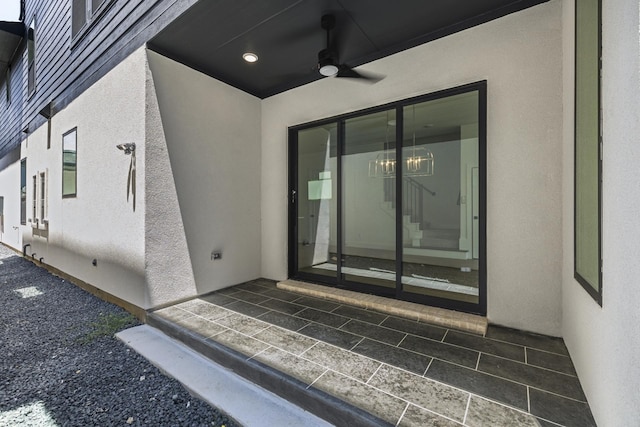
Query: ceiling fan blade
336 65 384 83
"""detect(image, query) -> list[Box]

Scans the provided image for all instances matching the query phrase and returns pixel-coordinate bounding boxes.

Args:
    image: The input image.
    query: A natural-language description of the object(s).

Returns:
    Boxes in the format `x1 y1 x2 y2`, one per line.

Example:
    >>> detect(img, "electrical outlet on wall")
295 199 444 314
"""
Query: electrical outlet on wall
211 251 222 260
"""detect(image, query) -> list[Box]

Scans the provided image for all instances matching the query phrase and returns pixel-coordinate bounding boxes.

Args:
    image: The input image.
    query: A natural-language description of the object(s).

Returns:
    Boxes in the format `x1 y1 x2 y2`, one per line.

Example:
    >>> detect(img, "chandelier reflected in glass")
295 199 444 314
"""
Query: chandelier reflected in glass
368 106 434 178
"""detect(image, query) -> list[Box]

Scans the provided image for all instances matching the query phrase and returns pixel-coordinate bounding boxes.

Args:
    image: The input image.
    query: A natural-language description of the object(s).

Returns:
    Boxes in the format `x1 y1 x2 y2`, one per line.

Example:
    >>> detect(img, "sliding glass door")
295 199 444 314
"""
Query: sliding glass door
289 82 486 314
293 123 338 279
342 109 397 290
401 92 481 306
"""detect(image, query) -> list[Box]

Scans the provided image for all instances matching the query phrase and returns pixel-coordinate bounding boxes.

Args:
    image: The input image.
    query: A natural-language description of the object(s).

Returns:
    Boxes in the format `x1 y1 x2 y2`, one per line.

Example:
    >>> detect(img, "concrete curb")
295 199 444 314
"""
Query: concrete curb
116 325 333 427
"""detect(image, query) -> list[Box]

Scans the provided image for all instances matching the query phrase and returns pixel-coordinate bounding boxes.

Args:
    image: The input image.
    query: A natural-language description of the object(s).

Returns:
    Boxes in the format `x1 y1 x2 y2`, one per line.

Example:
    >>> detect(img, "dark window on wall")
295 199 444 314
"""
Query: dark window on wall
40 172 46 219
574 0 602 304
72 0 110 38
32 175 36 221
20 159 26 224
62 128 77 197
27 17 35 97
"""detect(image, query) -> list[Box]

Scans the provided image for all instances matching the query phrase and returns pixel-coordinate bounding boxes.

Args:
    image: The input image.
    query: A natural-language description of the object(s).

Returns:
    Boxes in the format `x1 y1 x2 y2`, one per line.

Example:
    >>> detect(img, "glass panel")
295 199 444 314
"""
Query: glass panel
342 109 396 290
20 159 26 224
296 124 338 278
40 173 46 219
27 19 35 63
575 0 601 298
63 129 77 197
32 175 36 220
92 0 106 13
72 0 87 36
402 92 479 304
27 18 35 95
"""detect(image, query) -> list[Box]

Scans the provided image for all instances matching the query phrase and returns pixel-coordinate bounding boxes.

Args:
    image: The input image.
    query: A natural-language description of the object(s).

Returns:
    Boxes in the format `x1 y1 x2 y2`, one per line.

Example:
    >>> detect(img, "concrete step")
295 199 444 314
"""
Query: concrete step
143 314 391 427
117 325 333 427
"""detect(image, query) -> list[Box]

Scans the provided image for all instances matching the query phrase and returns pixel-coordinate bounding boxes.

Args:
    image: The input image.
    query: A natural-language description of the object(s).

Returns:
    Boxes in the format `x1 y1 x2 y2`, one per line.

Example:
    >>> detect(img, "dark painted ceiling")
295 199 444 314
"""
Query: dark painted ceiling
149 0 547 99
0 21 25 85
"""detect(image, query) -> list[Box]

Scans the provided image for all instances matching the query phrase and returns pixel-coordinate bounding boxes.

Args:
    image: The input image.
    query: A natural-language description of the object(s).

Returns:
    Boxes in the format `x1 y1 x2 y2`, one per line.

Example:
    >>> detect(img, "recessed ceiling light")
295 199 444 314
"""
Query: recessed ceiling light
243 52 258 63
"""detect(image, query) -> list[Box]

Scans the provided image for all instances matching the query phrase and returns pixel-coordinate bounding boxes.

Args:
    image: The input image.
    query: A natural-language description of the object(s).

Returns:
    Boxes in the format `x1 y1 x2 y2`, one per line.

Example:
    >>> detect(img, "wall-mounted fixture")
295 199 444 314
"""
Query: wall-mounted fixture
117 143 137 211
92 259 97 266
116 142 135 155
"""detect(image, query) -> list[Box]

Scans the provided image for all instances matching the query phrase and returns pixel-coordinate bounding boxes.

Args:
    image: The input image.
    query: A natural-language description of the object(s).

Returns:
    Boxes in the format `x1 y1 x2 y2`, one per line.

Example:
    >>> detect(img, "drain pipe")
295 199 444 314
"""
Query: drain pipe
22 243 31 256
39 257 44 263
31 252 37 260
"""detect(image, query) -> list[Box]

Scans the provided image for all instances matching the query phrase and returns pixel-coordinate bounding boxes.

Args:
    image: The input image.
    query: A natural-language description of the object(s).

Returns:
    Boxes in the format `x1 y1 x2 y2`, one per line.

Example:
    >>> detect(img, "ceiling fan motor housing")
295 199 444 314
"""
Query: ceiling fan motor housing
318 48 339 76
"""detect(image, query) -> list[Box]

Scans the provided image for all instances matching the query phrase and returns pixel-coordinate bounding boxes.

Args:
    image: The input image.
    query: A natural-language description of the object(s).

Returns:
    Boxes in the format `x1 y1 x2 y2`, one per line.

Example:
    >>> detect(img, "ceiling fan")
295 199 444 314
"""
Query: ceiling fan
316 14 383 83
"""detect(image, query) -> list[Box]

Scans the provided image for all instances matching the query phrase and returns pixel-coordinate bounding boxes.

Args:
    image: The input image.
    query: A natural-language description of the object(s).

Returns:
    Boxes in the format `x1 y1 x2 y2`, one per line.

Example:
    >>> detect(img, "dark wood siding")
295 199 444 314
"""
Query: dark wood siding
0 0 198 158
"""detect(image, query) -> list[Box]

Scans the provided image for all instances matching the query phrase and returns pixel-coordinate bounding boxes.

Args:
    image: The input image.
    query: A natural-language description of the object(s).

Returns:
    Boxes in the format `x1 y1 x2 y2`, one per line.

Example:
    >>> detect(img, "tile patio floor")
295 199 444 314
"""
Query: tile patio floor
148 279 596 427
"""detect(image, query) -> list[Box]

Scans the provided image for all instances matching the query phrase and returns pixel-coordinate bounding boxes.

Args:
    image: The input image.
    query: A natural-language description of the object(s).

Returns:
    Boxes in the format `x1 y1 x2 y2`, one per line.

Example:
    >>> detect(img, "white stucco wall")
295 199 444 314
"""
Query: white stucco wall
0 152 22 250
562 0 640 425
143 52 198 307
146 50 262 296
262 1 564 335
16 47 147 307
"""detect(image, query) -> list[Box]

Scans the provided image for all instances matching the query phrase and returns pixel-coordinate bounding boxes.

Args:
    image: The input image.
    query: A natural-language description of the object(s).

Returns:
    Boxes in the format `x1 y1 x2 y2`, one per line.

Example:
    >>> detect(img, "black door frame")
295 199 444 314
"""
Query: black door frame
288 81 487 315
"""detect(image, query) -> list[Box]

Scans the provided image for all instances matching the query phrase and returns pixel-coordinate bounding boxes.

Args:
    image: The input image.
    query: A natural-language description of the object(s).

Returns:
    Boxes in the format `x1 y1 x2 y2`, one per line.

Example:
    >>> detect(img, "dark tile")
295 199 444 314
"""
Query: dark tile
258 298 306 316
228 290 271 304
256 310 310 332
246 278 278 288
400 334 479 368
299 323 363 350
216 287 242 296
340 319 406 346
529 388 596 427
291 296 341 312
352 338 431 375
381 316 446 341
332 305 387 325
225 300 270 317
261 288 303 302
296 308 350 328
478 354 586 401
527 348 577 376
201 293 237 306
426 359 528 410
444 330 525 362
535 418 562 427
486 325 569 356
465 396 541 427
235 282 273 294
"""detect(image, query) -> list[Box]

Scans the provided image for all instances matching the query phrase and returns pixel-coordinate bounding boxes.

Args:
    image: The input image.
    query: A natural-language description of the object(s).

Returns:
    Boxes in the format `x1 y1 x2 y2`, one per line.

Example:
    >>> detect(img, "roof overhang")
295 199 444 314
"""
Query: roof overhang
0 21 25 84
149 0 549 99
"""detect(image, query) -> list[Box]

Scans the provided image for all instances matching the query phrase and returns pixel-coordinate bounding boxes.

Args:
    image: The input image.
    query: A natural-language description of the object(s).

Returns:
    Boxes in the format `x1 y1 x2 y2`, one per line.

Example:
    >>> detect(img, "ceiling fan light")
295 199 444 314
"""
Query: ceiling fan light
319 63 338 77
318 48 338 76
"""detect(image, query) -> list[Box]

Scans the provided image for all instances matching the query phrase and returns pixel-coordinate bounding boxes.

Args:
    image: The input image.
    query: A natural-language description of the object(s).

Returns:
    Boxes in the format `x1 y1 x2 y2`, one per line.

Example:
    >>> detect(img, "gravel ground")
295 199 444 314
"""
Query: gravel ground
0 245 240 427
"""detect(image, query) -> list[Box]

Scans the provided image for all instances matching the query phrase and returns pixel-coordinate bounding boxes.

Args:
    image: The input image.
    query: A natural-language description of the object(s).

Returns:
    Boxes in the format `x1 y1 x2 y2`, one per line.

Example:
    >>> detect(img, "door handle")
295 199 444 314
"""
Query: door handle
291 190 297 204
